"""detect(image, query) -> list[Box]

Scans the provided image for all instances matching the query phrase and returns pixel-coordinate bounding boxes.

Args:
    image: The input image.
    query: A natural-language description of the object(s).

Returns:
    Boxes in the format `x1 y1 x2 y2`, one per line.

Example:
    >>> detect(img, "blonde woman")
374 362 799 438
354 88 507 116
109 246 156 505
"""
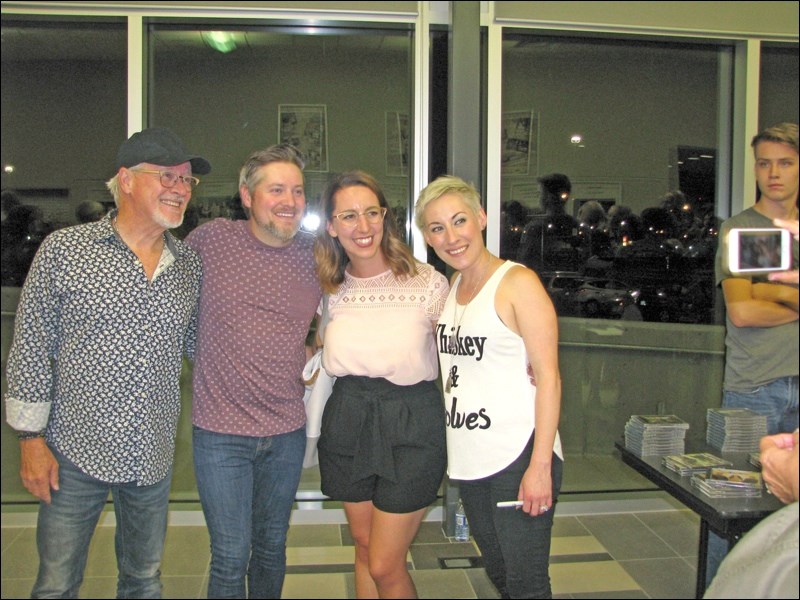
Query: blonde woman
416 175 564 599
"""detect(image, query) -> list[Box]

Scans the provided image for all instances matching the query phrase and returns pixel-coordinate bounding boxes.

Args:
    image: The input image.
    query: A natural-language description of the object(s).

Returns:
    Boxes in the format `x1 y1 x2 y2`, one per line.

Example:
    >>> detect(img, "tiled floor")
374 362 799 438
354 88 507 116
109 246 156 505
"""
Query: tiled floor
2 497 700 599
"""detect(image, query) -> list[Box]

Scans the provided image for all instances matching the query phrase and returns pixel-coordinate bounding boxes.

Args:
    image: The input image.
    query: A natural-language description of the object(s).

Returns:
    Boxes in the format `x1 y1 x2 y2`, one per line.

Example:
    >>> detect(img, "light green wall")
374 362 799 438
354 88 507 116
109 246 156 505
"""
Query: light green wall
501 41 720 211
494 1 799 38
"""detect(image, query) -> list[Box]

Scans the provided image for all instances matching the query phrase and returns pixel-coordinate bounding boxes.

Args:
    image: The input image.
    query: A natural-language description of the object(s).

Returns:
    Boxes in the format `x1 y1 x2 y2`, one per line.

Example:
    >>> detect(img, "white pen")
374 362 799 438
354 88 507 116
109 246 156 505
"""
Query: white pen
496 500 524 508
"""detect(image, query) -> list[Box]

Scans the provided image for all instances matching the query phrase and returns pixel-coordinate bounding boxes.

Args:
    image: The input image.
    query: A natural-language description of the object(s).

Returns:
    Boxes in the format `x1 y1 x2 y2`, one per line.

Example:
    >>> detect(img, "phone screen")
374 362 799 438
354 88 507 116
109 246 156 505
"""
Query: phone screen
737 230 784 270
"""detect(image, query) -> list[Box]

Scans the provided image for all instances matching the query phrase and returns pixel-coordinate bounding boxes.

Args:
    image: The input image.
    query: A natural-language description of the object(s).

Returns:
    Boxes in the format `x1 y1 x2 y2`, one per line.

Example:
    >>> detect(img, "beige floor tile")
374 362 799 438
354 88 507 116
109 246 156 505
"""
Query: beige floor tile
161 526 210 576
287 523 343 547
411 568 477 599
281 571 349 599
162 574 207 599
551 561 641 594
0 505 698 600
1 527 38 580
551 534 608 556
286 545 355 567
77 575 117 599
0 527 24 553
1 577 34 600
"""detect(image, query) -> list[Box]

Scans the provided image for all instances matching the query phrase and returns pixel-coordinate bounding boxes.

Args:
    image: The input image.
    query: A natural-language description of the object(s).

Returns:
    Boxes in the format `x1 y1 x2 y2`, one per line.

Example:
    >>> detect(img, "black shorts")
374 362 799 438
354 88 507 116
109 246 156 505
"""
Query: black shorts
318 376 447 514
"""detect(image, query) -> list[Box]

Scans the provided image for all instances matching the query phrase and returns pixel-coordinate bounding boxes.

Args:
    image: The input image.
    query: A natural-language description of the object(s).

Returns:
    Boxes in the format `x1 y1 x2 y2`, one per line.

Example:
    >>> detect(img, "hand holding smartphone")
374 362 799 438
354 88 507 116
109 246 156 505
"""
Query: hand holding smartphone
725 227 792 275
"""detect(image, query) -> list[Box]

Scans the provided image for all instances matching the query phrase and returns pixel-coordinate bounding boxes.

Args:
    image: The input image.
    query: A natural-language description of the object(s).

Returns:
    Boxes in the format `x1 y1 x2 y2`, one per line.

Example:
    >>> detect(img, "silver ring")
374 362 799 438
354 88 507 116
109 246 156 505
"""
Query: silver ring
539 505 549 512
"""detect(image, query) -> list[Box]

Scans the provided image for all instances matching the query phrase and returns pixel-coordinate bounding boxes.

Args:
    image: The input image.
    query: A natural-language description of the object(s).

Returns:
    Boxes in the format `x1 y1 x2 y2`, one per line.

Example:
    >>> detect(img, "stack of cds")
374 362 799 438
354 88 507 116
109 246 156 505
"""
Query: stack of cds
690 467 763 498
706 408 768 453
624 414 689 457
663 452 733 476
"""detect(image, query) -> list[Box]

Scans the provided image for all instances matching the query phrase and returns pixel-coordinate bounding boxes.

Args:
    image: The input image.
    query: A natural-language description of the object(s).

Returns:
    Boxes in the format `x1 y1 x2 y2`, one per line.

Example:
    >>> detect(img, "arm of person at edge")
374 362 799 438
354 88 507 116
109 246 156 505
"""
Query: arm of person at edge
721 277 798 328
8 245 60 504
20 437 59 504
768 218 800 286
496 265 561 516
759 429 799 505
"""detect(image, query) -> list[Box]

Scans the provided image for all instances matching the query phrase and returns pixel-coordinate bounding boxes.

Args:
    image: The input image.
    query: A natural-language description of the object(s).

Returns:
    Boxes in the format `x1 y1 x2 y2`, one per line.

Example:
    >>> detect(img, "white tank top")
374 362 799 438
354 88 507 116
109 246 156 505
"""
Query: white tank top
437 261 563 480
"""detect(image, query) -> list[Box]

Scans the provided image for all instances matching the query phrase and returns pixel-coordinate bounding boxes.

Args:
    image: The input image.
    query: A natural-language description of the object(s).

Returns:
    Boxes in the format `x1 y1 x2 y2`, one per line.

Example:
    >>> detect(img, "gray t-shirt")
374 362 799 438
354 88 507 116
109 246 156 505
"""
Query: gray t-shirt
704 502 799 599
714 207 799 390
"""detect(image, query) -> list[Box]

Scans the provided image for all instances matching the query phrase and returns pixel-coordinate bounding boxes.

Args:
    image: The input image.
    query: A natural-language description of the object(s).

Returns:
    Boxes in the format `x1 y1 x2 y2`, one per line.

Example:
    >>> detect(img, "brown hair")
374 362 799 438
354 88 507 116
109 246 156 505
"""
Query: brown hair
751 122 799 154
315 170 417 294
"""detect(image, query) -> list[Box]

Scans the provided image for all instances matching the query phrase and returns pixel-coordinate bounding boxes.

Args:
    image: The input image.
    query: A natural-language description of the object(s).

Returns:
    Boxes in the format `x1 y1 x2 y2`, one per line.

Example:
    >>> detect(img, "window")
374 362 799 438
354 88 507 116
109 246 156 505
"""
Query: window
759 44 799 129
500 34 728 325
1 18 126 286
148 23 413 240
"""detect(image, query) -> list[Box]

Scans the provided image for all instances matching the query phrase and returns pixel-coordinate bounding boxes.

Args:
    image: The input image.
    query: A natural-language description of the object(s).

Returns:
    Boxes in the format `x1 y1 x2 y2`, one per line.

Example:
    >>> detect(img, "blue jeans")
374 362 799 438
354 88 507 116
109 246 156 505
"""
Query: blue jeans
457 434 564 599
723 375 799 435
193 426 305 599
31 448 171 599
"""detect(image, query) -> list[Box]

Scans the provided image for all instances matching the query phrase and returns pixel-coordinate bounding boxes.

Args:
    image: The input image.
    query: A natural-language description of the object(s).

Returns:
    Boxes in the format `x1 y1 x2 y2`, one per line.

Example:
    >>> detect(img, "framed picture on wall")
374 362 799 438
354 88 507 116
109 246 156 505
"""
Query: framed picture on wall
502 110 538 176
385 111 410 177
279 104 329 172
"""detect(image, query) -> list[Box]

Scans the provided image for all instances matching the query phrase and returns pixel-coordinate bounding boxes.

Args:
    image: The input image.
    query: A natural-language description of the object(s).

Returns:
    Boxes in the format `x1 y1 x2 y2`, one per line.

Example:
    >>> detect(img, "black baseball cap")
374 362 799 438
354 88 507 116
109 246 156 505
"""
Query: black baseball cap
115 127 211 175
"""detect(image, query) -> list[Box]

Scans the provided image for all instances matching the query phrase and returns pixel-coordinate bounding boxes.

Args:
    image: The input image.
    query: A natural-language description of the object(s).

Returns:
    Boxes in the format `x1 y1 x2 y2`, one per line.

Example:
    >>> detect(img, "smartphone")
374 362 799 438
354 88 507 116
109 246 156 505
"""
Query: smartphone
725 227 792 275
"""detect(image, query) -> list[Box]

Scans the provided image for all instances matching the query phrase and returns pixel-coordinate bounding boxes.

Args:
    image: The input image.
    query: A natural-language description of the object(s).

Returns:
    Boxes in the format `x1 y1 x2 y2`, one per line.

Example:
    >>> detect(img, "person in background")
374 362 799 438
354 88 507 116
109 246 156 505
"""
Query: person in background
1 188 21 223
0 204 52 287
715 122 799 436
4 127 208 598
606 204 642 251
516 173 580 273
74 199 107 224
227 190 250 220
314 170 449 599
704 428 799 598
615 206 683 259
708 122 800 587
171 203 200 239
416 175 564 599
185 144 321 599
500 199 528 260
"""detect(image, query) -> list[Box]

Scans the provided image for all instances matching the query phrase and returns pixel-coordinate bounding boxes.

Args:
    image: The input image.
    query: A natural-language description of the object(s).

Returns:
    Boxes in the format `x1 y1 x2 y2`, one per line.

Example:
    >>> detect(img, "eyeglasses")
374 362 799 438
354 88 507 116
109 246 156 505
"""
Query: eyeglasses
132 169 200 190
333 207 388 227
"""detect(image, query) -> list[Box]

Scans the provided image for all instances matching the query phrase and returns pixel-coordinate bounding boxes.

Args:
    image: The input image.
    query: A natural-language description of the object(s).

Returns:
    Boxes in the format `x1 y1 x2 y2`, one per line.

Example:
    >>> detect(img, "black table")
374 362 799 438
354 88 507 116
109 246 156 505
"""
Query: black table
615 441 784 598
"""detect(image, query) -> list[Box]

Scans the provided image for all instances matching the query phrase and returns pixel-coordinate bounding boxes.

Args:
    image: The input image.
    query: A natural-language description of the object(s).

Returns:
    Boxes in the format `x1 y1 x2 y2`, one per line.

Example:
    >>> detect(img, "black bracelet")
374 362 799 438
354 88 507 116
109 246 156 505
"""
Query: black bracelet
17 430 46 440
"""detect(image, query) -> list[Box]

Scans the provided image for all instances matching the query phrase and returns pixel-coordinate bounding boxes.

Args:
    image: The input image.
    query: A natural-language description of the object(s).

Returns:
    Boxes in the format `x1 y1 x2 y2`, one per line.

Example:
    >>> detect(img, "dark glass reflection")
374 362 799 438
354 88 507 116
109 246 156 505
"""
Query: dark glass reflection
501 34 724 324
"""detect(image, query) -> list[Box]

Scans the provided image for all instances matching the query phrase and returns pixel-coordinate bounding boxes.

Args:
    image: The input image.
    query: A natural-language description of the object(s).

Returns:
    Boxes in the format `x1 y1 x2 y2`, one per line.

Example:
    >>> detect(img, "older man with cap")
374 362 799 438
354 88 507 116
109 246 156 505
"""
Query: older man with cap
4 127 209 599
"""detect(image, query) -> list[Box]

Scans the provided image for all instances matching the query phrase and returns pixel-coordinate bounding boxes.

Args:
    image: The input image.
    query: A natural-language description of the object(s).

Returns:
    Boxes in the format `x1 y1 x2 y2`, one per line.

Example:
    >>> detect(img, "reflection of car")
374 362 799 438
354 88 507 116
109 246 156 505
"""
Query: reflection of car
573 277 640 318
636 280 715 323
542 273 640 319
542 272 584 314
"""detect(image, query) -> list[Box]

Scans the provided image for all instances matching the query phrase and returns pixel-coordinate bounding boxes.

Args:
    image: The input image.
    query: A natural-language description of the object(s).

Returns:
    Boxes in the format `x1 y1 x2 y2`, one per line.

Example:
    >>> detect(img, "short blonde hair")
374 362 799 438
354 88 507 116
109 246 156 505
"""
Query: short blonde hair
414 175 482 231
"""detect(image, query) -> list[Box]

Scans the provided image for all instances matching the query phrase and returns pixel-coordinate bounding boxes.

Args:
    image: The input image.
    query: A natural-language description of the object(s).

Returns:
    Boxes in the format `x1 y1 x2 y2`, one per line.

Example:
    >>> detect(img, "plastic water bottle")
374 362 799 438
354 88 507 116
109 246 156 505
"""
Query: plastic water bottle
454 498 469 541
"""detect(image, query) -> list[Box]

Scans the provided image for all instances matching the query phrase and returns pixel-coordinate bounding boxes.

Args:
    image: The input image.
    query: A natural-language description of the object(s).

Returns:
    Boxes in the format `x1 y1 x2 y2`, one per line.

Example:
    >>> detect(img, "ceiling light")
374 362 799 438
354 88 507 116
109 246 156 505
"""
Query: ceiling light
202 31 237 54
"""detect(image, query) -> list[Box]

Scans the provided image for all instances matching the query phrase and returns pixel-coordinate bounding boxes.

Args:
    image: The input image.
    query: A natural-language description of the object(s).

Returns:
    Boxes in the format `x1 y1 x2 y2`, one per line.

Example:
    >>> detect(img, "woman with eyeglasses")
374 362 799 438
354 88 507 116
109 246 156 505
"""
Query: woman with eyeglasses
314 170 449 599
